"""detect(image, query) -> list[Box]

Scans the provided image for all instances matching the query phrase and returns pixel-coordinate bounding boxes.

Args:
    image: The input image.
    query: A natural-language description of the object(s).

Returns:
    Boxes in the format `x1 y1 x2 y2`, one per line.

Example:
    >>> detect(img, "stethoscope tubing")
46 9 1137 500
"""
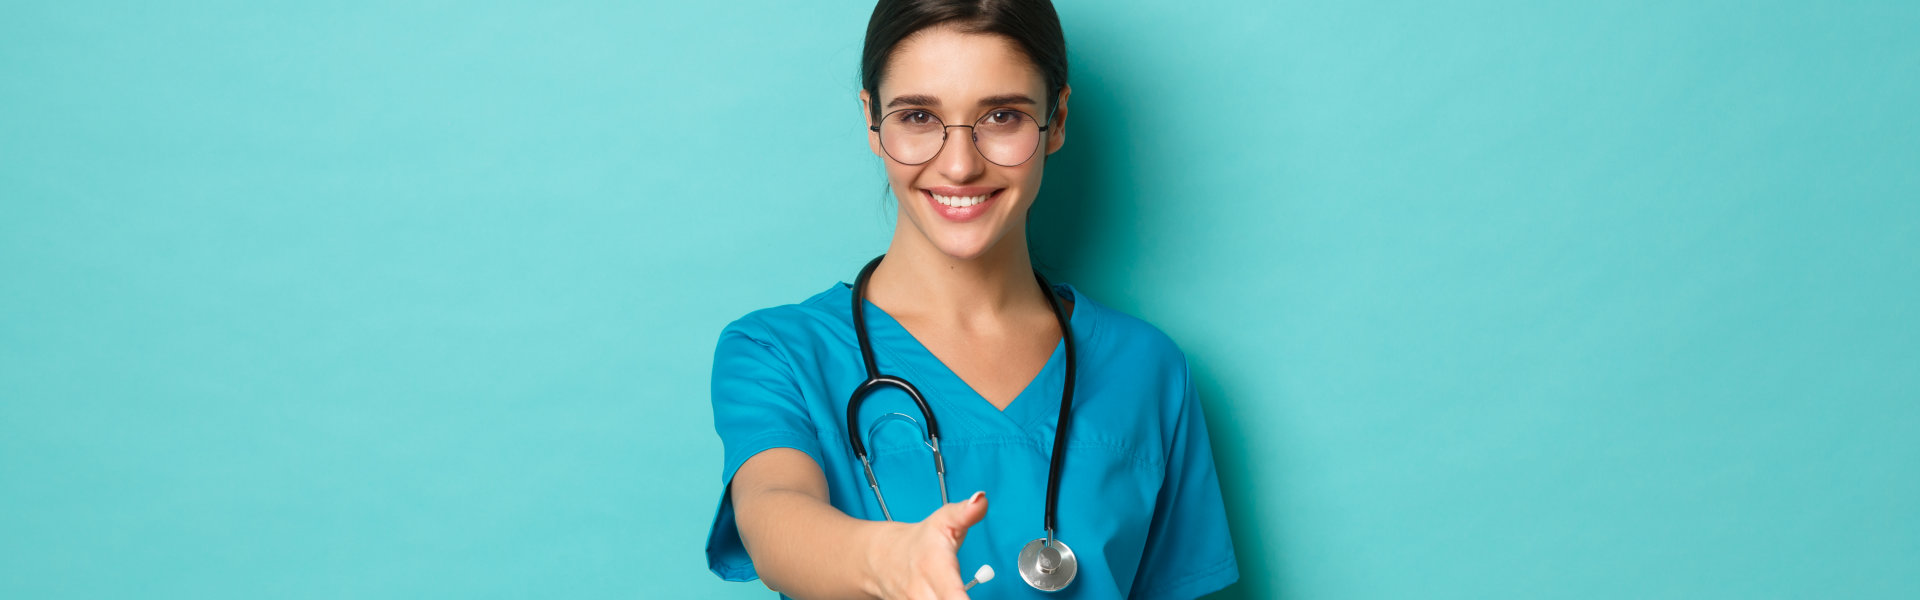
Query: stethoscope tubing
1034 261 1076 542
844 253 1076 540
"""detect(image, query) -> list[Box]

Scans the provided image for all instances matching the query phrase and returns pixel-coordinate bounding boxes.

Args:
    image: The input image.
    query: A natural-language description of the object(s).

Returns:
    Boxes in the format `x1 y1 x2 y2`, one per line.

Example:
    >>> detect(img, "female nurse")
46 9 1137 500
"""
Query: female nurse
706 1 1238 598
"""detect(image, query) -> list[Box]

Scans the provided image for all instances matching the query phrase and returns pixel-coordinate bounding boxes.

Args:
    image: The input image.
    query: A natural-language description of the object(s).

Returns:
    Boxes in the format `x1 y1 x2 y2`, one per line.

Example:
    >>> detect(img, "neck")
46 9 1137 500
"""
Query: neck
865 225 1049 330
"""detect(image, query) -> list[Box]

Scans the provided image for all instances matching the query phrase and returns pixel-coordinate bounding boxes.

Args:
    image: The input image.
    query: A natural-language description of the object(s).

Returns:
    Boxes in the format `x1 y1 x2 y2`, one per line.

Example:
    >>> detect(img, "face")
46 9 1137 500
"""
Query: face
861 24 1069 261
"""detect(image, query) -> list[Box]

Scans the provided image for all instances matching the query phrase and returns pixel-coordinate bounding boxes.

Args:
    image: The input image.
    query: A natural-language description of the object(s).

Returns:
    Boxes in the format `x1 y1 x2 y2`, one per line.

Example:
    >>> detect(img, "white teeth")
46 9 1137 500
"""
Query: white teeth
930 192 991 208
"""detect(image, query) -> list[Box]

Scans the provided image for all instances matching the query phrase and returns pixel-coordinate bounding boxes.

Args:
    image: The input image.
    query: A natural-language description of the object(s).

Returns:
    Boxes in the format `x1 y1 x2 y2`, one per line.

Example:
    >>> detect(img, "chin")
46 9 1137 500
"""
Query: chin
931 236 995 261
898 196 1024 261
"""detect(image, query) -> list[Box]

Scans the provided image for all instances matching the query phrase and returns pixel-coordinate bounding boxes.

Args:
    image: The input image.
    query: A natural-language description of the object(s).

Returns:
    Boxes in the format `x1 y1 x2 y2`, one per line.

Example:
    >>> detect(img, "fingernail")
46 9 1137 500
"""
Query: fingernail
969 491 985 505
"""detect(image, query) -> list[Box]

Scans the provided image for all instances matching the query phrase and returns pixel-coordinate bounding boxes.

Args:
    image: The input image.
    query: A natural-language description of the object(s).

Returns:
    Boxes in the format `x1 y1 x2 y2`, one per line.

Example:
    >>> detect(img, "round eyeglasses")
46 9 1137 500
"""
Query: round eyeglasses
869 108 1052 167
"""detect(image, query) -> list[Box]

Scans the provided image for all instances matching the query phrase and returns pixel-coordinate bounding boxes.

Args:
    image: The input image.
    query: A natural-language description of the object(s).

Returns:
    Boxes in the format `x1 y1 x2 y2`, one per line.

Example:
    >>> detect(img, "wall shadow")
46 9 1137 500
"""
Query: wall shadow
1027 19 1288 600
1025 97 1109 280
1195 365 1284 599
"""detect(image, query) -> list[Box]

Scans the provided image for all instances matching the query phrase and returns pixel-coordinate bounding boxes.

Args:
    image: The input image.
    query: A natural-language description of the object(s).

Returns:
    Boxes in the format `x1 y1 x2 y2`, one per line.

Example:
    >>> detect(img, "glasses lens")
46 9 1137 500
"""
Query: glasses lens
879 110 945 165
974 109 1041 166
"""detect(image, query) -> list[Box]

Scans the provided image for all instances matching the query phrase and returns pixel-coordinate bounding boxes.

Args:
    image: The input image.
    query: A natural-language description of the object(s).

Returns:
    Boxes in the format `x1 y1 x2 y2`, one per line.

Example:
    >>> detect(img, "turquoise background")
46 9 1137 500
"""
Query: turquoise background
2 0 1915 598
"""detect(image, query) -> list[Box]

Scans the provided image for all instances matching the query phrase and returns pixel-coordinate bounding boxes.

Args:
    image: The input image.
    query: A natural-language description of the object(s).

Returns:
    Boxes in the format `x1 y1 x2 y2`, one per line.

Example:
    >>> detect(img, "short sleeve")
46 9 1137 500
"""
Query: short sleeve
1129 353 1240 598
704 319 825 582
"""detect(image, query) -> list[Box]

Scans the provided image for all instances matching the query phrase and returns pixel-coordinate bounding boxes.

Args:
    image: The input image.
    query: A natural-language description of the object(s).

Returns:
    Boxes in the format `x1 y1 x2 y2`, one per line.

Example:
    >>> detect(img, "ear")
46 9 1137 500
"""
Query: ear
860 89 884 158
1044 84 1071 155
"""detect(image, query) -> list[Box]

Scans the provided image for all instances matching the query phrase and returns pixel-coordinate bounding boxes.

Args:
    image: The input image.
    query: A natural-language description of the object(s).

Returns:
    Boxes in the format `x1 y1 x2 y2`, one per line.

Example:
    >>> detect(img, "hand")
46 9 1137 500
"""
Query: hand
864 491 989 600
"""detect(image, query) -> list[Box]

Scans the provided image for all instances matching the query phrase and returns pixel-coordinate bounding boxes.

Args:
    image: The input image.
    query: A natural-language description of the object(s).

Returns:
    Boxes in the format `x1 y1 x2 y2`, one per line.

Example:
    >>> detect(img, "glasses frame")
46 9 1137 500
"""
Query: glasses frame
868 107 1054 167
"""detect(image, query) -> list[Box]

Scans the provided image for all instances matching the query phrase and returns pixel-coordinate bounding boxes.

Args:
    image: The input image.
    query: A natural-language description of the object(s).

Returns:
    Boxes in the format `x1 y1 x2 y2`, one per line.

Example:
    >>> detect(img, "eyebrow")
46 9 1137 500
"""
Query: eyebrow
885 93 1038 110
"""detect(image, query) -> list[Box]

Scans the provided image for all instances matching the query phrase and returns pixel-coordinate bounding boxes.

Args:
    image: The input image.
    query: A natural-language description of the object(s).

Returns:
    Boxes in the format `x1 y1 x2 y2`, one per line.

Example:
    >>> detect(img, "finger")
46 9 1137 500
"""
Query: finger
935 491 989 543
931 566 972 600
936 578 973 600
917 575 971 600
913 581 942 600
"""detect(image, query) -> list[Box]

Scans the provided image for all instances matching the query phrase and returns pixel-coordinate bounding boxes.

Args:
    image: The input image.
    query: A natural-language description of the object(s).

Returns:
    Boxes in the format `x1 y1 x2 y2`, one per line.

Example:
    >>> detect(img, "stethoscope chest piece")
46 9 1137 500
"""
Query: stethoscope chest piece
1017 537 1078 592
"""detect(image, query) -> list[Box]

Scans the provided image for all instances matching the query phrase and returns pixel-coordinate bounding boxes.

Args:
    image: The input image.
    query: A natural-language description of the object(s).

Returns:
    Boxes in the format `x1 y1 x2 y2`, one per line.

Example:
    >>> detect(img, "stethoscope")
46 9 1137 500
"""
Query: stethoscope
845 254 1081 592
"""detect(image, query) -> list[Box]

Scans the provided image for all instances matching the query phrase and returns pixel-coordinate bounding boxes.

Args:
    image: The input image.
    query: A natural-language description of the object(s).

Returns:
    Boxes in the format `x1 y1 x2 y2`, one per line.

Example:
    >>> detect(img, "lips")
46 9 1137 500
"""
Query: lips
930 191 991 208
921 187 1001 223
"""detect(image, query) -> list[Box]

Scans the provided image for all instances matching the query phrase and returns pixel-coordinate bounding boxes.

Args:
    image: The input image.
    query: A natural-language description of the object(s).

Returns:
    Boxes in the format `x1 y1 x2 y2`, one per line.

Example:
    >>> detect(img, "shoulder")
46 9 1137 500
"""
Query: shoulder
1061 285 1201 463
1069 285 1189 369
713 282 854 354
1066 285 1195 412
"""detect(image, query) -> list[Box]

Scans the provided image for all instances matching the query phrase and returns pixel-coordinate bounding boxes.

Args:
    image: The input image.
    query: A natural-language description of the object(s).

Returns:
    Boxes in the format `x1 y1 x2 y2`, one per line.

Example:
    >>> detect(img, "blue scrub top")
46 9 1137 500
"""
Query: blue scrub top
707 280 1238 599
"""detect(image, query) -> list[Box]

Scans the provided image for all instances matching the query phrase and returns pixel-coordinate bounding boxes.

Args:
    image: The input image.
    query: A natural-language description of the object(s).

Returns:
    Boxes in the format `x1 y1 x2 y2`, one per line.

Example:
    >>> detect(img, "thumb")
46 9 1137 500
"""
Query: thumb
933 491 989 543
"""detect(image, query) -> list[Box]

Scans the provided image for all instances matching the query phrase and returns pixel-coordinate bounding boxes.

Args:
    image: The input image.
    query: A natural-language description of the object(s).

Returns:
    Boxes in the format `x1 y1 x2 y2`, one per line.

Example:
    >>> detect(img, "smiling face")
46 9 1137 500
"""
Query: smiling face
861 23 1068 261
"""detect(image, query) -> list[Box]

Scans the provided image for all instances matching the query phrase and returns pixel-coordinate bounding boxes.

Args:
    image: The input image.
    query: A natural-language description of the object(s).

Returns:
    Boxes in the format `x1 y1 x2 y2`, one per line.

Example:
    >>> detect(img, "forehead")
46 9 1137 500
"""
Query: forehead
881 25 1046 106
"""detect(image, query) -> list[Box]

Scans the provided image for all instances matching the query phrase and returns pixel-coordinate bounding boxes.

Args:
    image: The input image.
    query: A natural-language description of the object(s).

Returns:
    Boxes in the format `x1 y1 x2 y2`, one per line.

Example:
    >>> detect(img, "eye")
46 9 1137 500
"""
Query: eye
984 110 1026 125
893 110 936 125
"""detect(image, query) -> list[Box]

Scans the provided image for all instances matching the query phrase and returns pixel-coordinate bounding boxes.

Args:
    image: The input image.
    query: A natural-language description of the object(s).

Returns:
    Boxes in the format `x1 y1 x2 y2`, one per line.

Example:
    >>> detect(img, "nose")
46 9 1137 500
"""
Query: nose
930 125 985 182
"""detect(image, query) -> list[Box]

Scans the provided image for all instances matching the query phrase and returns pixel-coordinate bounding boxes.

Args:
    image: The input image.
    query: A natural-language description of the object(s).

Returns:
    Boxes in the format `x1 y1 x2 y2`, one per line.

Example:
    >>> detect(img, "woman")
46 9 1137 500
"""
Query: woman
705 1 1237 598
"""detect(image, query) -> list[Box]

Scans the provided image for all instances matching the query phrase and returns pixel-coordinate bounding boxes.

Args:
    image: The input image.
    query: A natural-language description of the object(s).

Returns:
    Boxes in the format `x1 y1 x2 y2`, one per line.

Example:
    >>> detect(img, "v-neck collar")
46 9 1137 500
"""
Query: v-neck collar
833 281 1089 436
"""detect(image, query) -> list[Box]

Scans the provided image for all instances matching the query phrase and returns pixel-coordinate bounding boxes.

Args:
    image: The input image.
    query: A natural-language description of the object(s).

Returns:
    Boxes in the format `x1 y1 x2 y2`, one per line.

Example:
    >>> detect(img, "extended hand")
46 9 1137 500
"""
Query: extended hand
865 491 989 600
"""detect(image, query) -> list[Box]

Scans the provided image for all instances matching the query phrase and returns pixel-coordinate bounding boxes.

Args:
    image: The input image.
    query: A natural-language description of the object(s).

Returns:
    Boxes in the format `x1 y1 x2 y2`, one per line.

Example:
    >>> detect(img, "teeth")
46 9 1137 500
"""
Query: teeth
930 192 991 208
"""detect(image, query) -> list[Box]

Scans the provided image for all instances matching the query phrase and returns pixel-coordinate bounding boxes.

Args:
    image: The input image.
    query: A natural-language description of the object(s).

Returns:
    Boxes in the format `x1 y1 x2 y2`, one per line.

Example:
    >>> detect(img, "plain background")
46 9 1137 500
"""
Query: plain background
3 1 1916 598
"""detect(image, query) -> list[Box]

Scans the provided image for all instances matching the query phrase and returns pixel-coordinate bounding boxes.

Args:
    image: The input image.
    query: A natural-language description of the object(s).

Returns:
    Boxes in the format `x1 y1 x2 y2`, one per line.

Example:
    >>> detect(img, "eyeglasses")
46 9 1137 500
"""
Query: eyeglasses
869 107 1052 167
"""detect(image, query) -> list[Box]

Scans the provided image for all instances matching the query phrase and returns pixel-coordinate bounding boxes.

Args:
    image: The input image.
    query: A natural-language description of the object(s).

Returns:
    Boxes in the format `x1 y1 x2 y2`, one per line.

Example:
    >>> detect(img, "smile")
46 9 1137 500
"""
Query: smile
920 187 1002 223
931 192 990 207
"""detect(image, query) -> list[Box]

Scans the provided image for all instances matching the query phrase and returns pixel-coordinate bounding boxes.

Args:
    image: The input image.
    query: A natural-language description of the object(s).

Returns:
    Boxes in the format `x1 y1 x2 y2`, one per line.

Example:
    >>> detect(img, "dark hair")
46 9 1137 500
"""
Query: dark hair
861 0 1069 123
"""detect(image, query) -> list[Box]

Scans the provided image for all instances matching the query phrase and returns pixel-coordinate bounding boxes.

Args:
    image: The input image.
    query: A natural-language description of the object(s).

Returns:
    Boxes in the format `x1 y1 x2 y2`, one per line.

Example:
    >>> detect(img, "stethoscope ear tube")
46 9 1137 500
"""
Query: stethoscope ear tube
849 256 886 388
848 255 946 459
847 254 950 517
846 376 940 459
